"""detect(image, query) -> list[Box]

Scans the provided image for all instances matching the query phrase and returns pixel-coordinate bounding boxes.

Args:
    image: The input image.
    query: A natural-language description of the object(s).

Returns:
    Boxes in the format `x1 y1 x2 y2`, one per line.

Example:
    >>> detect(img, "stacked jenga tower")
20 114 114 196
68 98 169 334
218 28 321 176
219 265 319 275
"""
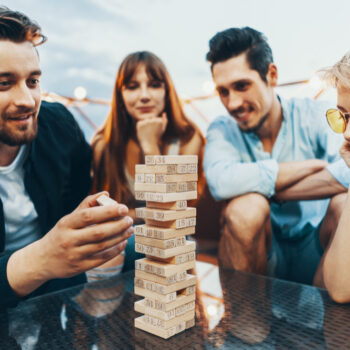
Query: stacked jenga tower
133 155 198 339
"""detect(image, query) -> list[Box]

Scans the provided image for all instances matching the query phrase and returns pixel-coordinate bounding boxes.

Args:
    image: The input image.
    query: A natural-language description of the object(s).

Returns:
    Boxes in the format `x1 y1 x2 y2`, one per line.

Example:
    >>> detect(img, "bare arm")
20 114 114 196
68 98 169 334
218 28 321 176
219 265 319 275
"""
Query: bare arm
276 168 347 201
324 188 350 303
6 192 134 297
275 159 328 192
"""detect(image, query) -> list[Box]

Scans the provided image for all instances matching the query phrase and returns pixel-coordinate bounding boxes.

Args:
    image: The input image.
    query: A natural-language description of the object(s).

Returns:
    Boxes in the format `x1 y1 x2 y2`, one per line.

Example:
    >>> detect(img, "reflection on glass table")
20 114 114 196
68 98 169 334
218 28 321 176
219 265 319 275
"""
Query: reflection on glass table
1 261 350 349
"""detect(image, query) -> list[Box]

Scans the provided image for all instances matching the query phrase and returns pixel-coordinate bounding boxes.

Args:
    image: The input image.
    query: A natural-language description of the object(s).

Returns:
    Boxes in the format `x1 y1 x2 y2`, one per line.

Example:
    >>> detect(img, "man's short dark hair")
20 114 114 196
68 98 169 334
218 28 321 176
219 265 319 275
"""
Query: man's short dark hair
0 6 45 45
206 27 273 82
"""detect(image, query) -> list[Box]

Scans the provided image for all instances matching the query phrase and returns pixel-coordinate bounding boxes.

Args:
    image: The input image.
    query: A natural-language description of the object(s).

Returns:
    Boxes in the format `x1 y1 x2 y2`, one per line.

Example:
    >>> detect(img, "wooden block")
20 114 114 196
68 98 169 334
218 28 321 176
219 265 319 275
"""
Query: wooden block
135 283 196 302
176 181 197 192
135 182 177 193
146 201 187 211
136 207 196 221
135 269 188 286
135 191 197 202
134 274 196 295
151 251 196 265
135 315 187 339
155 173 198 183
145 217 196 229
135 235 186 249
177 164 197 174
186 317 195 329
138 310 195 330
134 299 195 320
143 293 196 312
96 194 117 206
135 182 196 193
136 240 196 259
144 174 156 183
135 258 195 277
135 164 177 174
135 173 145 183
145 155 198 165
134 287 177 303
184 285 196 295
134 225 195 239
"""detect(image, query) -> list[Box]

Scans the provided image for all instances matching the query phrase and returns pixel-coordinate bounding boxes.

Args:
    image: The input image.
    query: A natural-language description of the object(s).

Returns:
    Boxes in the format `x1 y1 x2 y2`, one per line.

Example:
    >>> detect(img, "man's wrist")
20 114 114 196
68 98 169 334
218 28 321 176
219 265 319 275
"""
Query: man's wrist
7 240 49 297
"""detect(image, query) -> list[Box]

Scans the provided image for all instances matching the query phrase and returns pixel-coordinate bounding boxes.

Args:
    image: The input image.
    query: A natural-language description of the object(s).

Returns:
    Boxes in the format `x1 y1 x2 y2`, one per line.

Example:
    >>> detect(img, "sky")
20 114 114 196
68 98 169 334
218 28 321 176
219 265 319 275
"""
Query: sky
7 0 350 139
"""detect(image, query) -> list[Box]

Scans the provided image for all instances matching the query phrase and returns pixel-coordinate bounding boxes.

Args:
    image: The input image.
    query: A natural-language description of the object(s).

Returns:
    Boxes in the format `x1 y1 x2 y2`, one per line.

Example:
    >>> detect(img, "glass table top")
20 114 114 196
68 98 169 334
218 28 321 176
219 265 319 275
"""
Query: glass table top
1 261 350 349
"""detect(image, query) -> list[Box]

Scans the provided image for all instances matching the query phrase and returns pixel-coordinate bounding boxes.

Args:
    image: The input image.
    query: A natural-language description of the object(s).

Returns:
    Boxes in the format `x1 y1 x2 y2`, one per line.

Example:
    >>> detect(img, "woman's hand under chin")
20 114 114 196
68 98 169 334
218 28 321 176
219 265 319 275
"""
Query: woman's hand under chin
136 112 168 155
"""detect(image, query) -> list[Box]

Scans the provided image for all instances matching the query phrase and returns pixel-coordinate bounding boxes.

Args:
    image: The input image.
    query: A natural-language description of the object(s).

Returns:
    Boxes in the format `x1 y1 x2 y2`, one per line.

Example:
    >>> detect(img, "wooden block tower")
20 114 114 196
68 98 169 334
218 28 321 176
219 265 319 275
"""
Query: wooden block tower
134 155 198 339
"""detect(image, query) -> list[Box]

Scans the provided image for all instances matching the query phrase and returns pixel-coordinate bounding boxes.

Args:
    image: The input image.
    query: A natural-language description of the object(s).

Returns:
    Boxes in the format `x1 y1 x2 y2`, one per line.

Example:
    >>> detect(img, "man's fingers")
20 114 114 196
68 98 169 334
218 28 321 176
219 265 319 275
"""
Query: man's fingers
79 226 133 257
77 217 134 246
61 204 132 230
89 240 128 265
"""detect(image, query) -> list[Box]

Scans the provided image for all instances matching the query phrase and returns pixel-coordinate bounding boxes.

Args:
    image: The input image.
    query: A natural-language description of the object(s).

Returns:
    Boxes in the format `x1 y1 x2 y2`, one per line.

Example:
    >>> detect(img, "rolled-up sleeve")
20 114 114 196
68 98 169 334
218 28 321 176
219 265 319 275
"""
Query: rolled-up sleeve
327 159 350 189
204 118 279 200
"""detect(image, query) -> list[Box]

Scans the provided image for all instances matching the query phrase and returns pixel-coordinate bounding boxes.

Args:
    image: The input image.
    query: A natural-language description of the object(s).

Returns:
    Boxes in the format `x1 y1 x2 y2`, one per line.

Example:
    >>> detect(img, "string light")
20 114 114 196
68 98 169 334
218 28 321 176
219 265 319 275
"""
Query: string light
207 304 218 317
202 80 216 94
74 86 87 100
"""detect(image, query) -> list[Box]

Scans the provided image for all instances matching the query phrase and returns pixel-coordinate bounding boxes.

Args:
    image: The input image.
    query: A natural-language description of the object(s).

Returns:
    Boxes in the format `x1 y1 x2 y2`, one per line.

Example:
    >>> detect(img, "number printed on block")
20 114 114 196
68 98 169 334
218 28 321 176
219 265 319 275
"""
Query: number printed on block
145 155 197 165
135 173 145 183
136 191 197 203
135 164 177 174
146 200 187 211
155 173 198 183
143 293 196 312
135 236 186 249
145 174 156 183
134 225 195 239
136 240 195 259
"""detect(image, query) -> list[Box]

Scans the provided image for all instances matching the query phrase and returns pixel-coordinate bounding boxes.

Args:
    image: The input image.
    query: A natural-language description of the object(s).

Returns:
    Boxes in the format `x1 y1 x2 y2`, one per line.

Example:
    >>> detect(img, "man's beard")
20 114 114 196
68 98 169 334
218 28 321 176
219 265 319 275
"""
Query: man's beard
0 114 38 146
241 113 269 134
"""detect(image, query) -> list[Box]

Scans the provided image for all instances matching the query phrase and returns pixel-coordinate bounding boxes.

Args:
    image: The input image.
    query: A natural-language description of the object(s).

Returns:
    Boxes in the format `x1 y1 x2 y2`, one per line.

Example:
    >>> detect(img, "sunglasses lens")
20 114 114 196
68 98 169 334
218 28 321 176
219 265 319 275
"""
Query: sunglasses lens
32 33 47 47
326 109 346 133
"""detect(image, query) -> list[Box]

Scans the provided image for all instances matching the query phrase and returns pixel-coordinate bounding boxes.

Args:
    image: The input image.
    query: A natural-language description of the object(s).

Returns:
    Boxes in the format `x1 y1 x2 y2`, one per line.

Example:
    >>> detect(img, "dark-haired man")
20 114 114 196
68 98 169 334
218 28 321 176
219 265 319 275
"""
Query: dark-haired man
0 7 133 308
204 27 349 285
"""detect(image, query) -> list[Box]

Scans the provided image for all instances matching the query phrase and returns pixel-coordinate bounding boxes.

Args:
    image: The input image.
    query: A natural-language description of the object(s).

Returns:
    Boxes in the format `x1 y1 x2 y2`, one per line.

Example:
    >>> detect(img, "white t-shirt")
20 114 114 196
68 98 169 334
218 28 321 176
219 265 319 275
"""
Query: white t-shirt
0 145 41 252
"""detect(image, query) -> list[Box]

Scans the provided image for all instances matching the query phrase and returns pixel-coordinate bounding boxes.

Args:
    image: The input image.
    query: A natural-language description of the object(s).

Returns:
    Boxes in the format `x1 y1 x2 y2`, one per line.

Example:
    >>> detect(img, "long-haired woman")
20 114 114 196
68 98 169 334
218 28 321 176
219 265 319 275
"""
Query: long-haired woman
88 51 205 276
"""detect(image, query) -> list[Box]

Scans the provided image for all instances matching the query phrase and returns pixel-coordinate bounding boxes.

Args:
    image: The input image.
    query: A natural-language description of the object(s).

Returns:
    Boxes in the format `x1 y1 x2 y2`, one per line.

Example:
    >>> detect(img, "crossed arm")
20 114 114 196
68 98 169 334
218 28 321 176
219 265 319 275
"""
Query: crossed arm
276 141 350 200
275 166 347 201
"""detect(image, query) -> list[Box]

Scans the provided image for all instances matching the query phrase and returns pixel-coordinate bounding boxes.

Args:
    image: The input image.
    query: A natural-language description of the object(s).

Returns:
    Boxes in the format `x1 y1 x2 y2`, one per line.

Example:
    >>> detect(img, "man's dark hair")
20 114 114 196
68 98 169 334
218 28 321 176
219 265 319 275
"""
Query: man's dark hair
0 6 45 45
206 27 273 82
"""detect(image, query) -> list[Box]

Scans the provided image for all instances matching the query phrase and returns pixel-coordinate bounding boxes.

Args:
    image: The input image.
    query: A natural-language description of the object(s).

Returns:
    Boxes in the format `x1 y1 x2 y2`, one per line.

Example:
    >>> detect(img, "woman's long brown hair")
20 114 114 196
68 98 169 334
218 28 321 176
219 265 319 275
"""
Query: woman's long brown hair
91 51 199 203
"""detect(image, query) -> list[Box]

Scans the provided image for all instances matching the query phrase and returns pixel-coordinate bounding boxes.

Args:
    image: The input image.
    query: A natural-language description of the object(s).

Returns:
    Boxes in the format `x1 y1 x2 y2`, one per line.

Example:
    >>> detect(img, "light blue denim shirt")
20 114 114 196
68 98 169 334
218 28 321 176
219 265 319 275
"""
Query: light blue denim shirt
204 97 350 240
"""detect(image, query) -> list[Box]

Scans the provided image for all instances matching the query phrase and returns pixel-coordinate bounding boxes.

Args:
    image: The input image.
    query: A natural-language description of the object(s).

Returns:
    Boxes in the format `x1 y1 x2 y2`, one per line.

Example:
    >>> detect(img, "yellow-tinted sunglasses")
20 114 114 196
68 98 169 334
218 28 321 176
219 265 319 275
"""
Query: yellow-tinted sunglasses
326 108 350 133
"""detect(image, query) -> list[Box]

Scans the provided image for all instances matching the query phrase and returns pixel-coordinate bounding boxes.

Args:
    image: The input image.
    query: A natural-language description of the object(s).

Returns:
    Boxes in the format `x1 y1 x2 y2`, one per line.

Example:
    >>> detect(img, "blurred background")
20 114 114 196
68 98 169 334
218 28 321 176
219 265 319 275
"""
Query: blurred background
8 0 350 140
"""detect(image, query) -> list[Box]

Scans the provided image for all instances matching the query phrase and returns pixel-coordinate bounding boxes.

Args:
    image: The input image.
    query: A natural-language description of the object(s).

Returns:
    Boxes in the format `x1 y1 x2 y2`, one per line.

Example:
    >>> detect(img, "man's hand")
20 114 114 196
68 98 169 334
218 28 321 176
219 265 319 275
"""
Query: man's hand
7 192 134 297
340 141 350 168
136 113 168 155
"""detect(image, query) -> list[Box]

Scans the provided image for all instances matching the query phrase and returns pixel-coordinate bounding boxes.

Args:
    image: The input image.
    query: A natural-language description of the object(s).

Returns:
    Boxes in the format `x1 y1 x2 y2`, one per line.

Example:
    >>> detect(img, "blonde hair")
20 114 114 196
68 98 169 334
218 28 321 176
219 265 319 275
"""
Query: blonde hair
320 51 350 89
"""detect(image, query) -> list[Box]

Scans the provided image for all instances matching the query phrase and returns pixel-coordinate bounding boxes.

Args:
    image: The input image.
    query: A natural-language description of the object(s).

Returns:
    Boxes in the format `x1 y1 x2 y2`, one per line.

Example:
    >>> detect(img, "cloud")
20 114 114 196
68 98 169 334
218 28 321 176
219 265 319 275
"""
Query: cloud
66 67 113 85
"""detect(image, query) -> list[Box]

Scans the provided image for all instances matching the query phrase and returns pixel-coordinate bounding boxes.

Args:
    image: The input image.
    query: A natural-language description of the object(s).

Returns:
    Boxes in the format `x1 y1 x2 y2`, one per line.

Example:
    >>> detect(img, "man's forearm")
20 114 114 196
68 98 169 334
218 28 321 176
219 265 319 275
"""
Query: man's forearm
275 160 328 192
275 169 347 201
6 241 48 297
